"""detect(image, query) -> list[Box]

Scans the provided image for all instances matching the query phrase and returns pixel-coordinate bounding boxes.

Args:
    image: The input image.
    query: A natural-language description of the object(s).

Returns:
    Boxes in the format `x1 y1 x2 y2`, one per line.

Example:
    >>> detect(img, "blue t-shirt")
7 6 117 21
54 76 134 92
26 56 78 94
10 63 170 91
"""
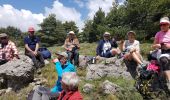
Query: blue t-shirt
24 36 40 51
51 61 76 93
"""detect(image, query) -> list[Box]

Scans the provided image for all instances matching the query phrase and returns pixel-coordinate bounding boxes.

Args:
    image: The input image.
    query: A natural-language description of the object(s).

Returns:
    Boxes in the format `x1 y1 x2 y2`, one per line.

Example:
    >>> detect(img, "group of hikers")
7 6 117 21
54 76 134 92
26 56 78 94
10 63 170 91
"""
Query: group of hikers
0 16 170 99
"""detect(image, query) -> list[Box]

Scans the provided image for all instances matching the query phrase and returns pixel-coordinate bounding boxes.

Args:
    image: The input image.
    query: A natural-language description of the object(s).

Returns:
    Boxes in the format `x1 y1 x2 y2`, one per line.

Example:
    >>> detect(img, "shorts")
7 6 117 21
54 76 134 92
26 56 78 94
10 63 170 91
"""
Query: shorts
101 51 114 58
159 54 170 71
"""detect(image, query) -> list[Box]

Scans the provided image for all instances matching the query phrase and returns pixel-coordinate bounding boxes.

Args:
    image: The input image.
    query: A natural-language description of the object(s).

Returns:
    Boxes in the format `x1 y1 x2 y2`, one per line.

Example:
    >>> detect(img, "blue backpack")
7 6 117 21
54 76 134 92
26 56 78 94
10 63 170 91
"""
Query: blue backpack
38 47 51 59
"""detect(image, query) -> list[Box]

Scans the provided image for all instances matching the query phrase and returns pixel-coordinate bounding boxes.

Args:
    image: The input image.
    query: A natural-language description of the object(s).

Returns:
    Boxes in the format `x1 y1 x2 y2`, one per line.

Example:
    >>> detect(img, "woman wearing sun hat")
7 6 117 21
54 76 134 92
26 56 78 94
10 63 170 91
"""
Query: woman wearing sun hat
122 31 145 68
31 52 76 100
64 31 80 66
152 17 170 90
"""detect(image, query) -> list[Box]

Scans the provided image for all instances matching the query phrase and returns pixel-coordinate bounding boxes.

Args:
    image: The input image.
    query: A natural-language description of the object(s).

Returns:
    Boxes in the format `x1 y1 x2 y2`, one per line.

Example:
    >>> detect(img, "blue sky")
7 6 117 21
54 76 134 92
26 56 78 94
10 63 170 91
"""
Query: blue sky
0 0 124 31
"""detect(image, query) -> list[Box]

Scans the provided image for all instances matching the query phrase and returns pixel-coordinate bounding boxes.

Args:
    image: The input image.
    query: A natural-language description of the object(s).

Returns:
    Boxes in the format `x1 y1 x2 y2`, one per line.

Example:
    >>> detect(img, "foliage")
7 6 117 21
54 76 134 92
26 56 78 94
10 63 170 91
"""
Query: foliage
39 14 79 46
82 0 170 42
0 26 23 46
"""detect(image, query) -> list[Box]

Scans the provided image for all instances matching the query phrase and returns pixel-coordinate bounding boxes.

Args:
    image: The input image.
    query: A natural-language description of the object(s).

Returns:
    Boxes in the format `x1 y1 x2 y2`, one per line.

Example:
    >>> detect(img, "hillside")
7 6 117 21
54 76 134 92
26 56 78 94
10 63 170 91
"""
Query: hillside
1 43 167 100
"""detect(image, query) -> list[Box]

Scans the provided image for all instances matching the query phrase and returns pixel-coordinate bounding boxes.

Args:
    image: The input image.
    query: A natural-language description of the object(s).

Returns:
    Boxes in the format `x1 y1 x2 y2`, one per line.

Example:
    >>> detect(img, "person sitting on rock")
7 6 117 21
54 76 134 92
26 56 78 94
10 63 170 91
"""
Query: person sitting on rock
31 52 76 100
64 31 80 66
96 32 120 58
121 31 145 68
0 33 19 65
152 17 170 90
24 27 44 68
58 72 83 100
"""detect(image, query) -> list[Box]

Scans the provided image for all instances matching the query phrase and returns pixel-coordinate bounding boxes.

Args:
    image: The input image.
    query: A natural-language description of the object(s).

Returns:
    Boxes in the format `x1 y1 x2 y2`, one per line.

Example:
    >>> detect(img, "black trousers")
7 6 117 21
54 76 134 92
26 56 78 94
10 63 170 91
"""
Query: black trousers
25 51 45 68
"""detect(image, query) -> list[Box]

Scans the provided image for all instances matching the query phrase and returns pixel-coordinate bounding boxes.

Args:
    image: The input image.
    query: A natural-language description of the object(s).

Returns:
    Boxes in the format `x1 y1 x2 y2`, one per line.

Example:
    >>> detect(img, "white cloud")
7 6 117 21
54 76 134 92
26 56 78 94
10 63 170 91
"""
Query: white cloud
0 0 85 32
74 0 85 8
87 0 116 19
45 0 84 32
0 4 44 32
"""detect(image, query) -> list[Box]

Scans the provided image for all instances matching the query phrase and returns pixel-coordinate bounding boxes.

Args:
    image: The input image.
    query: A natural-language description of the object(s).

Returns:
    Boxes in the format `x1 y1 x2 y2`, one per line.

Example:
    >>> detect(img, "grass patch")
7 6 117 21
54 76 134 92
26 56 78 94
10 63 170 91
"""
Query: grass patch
0 43 153 100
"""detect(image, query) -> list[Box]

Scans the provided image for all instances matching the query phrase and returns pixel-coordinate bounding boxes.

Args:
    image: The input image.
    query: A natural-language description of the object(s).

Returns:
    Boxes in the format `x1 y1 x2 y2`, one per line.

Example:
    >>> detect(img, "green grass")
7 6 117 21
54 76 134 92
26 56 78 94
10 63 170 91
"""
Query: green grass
0 43 153 100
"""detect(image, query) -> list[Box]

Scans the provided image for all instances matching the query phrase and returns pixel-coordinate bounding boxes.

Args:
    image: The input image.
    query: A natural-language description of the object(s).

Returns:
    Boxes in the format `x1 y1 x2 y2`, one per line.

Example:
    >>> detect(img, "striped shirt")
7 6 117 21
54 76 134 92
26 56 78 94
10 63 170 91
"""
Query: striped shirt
0 41 18 61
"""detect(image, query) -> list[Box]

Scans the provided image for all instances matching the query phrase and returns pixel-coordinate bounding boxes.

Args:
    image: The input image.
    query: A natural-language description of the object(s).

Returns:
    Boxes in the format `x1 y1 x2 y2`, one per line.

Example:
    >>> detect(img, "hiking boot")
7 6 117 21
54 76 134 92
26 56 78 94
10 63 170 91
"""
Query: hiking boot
140 63 147 68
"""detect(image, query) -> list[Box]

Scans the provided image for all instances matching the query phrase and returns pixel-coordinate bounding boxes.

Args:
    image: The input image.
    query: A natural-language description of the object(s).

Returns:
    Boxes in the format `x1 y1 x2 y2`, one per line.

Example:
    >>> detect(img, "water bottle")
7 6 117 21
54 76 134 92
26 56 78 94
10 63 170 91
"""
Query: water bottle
92 57 96 64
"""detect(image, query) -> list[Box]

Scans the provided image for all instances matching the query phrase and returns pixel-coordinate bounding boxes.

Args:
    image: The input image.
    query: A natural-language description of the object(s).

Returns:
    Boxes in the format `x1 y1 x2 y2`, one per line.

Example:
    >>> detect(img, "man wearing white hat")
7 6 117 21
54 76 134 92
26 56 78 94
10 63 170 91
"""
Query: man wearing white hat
152 17 170 90
96 32 120 58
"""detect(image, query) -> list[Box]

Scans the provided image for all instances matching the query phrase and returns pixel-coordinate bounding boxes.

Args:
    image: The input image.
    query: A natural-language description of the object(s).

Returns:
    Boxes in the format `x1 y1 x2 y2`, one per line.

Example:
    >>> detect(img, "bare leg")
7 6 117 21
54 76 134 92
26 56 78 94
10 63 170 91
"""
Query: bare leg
164 71 170 81
111 48 121 55
131 52 143 65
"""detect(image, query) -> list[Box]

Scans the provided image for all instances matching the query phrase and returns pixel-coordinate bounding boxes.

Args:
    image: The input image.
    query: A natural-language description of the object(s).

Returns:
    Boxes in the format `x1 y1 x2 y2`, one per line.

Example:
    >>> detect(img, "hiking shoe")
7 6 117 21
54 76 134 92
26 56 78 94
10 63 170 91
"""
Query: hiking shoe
140 63 147 68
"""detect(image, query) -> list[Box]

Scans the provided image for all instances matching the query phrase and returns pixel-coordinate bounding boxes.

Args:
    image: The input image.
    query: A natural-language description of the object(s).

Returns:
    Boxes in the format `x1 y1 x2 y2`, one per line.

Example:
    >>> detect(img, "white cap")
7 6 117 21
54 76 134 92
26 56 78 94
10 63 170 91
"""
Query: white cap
56 51 68 58
160 17 170 24
103 32 110 36
69 31 75 34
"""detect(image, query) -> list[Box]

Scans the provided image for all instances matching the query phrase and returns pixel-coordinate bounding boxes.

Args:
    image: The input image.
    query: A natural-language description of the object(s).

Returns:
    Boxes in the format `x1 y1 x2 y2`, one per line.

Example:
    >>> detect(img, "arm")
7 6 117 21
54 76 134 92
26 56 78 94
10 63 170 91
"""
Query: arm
132 41 140 53
152 34 161 49
35 43 39 52
25 44 33 53
74 39 80 49
53 59 63 77
122 41 126 51
96 41 101 56
11 42 19 59
64 39 69 51
24 37 34 53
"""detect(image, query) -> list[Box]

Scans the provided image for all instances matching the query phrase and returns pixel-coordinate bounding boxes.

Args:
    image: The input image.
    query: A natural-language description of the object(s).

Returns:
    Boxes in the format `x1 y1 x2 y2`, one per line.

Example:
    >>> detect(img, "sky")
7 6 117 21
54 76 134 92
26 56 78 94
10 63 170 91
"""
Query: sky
0 0 125 32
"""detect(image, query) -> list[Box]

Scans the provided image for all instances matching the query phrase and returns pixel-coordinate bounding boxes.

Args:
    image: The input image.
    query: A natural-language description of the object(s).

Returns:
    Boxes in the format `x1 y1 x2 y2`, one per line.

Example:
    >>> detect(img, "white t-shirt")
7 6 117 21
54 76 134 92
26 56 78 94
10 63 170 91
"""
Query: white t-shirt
124 40 140 52
103 41 111 54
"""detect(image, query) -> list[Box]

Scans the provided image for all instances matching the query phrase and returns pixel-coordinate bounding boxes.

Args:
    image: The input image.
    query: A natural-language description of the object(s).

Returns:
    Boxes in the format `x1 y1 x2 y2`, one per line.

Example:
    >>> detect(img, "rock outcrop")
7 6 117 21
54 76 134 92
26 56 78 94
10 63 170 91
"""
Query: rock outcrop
100 80 122 94
85 57 140 80
83 83 94 93
0 55 34 91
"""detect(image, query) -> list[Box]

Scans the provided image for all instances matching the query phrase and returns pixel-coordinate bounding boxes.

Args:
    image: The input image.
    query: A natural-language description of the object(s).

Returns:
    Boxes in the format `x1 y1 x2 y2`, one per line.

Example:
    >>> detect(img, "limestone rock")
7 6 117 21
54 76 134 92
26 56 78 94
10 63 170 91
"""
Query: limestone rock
0 55 34 91
86 58 134 80
101 80 122 94
83 83 94 93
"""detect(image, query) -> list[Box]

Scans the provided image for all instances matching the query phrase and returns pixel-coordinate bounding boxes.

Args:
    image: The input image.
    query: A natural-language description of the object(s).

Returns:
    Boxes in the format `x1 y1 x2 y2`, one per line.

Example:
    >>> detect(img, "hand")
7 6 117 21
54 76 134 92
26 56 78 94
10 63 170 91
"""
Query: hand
162 43 170 50
33 51 38 56
96 55 100 60
52 58 59 63
130 48 136 53
67 48 72 51
152 44 161 49
70 45 75 48
14 54 20 59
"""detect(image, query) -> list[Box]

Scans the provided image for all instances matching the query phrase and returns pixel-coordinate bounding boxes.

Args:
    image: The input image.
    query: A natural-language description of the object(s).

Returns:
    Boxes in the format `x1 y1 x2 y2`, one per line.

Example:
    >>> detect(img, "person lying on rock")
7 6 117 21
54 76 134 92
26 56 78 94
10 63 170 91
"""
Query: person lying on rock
96 32 120 59
121 31 146 68
58 72 83 100
151 17 170 90
24 27 45 68
0 33 19 65
31 52 76 100
64 31 80 66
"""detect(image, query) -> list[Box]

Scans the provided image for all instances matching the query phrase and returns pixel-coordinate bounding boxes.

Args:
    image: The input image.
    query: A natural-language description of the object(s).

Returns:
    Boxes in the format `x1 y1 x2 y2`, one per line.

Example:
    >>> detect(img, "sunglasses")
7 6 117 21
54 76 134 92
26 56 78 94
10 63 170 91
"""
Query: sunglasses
160 24 169 26
104 35 110 37
0 37 7 40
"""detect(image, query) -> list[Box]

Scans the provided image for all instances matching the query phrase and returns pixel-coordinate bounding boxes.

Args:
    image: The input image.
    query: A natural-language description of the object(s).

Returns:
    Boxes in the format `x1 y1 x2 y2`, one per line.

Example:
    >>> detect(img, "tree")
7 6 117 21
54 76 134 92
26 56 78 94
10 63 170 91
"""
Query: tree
39 14 67 46
63 21 79 34
82 8 106 43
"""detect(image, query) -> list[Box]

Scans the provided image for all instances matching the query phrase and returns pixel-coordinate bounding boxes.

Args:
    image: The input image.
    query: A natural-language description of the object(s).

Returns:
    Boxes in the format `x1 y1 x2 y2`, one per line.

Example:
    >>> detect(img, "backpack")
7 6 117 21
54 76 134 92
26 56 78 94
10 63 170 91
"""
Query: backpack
39 47 51 59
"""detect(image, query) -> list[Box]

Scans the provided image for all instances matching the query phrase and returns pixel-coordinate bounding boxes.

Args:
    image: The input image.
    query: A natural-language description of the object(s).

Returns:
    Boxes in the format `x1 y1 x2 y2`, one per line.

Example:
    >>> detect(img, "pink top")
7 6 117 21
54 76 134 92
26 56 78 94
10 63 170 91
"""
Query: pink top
155 29 170 44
